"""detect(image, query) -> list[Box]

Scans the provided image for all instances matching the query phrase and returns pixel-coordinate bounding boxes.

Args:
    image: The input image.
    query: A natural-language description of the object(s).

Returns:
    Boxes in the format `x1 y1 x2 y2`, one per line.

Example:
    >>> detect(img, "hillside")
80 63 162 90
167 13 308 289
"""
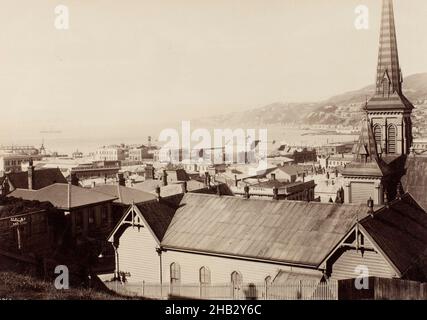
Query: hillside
195 73 427 128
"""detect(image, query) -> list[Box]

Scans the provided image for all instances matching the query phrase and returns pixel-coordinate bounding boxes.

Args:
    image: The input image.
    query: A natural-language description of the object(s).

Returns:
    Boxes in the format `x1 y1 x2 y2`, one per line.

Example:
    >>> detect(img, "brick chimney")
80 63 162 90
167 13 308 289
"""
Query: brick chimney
244 185 250 199
162 170 168 186
367 197 374 217
28 159 35 190
204 172 211 189
181 181 188 194
273 186 279 200
117 173 126 186
155 186 161 201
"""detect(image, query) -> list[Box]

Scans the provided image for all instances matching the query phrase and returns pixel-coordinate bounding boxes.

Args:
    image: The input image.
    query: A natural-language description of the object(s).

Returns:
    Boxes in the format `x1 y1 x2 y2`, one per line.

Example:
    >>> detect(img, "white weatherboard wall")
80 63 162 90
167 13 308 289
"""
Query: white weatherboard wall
118 226 160 283
162 250 322 284
330 236 396 280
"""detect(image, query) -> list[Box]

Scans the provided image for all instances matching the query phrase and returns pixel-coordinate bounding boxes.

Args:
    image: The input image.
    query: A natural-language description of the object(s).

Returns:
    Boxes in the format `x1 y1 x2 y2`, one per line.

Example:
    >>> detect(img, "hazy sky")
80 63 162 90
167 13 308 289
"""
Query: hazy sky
1 0 427 145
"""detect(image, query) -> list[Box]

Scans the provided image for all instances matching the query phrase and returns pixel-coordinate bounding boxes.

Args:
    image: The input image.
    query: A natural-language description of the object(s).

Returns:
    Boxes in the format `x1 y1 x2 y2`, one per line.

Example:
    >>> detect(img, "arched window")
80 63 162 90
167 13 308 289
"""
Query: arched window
170 263 181 285
199 267 211 285
374 125 382 151
387 125 397 154
199 267 211 298
170 262 181 296
231 271 243 299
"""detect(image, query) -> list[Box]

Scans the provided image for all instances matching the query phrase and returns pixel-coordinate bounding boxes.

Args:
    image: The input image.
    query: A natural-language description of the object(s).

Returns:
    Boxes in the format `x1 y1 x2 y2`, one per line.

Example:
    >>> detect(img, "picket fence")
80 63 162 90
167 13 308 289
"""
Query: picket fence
105 280 338 300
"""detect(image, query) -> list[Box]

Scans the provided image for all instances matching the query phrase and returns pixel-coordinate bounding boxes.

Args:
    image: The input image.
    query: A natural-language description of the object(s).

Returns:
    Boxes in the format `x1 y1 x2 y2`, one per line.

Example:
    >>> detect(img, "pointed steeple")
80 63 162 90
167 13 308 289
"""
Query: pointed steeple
353 115 379 163
376 0 402 96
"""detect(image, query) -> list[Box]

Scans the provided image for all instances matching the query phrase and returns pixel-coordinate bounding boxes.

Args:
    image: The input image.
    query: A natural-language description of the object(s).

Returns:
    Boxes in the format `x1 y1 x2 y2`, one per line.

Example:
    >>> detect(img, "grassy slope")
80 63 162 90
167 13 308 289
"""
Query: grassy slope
0 272 125 300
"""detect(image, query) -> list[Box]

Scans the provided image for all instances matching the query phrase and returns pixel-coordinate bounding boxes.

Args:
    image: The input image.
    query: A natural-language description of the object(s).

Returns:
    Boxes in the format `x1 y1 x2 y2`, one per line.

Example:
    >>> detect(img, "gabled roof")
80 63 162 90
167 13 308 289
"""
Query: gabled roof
108 194 183 243
273 166 299 176
359 194 427 281
161 193 368 267
165 169 189 182
93 184 156 205
6 168 67 190
401 156 427 211
8 183 116 210
135 195 182 241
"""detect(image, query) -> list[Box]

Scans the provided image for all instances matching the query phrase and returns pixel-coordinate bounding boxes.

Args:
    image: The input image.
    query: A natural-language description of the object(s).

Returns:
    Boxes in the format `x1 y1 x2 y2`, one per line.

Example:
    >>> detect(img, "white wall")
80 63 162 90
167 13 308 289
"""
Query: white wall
162 250 322 285
117 226 161 283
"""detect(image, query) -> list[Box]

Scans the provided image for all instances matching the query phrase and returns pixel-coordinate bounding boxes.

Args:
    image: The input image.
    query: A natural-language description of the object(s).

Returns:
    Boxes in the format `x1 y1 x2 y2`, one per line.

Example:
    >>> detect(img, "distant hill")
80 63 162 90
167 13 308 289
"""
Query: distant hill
196 73 427 128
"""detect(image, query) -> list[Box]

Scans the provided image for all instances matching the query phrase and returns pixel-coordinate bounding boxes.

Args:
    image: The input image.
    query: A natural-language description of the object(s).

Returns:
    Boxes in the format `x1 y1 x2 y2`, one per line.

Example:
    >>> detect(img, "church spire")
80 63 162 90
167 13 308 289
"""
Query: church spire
376 0 402 96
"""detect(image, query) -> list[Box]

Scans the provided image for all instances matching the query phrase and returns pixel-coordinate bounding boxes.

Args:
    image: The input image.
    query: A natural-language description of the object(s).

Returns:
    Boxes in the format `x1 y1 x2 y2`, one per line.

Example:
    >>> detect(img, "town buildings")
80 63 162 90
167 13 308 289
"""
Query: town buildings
95 145 126 162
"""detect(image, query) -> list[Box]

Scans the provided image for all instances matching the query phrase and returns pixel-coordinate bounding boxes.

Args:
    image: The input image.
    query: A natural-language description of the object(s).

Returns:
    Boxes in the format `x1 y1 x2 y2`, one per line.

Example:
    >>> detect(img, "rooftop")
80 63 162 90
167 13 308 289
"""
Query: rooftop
161 193 369 266
8 183 117 210
359 194 427 281
93 184 157 205
6 168 67 190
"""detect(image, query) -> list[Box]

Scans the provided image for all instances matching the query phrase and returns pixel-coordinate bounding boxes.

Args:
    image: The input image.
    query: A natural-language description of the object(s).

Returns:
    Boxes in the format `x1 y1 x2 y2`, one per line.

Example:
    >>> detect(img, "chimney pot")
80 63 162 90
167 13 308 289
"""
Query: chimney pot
155 186 161 201
367 197 374 216
244 185 250 199
273 186 279 200
28 159 35 190
162 170 168 186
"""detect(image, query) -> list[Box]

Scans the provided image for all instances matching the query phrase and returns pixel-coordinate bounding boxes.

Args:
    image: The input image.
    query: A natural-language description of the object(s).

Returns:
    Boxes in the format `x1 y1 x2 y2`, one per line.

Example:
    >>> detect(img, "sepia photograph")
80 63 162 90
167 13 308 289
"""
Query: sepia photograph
1 0 427 311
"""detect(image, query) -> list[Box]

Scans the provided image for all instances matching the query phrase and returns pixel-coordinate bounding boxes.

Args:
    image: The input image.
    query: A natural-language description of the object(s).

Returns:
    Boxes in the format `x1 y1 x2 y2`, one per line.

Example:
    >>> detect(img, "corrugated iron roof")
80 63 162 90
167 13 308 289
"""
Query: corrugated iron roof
7 168 67 190
135 194 184 241
401 156 427 211
93 185 156 205
360 193 427 281
161 193 368 266
8 183 116 210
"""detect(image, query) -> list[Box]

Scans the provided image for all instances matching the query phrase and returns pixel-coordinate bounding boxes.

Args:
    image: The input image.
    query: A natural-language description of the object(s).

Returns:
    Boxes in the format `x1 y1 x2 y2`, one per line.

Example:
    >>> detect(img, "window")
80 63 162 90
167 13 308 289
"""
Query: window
170 263 181 283
231 271 242 299
374 125 382 150
199 267 211 285
199 267 211 297
170 263 181 296
387 125 397 154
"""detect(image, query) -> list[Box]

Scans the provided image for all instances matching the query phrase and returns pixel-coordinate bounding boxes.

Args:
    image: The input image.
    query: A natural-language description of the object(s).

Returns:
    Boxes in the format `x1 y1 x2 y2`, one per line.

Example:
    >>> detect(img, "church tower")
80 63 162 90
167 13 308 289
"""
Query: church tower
342 0 414 205
366 0 413 156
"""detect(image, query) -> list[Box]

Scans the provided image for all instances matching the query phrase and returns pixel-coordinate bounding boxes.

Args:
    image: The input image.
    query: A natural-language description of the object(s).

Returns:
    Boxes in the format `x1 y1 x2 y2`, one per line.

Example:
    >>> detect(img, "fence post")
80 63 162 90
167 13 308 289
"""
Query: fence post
142 280 145 297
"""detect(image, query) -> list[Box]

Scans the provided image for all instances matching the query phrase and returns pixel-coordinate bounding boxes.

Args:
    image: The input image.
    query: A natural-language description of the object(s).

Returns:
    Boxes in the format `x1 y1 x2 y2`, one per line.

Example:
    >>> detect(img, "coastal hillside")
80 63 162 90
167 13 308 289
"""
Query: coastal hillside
195 73 427 128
